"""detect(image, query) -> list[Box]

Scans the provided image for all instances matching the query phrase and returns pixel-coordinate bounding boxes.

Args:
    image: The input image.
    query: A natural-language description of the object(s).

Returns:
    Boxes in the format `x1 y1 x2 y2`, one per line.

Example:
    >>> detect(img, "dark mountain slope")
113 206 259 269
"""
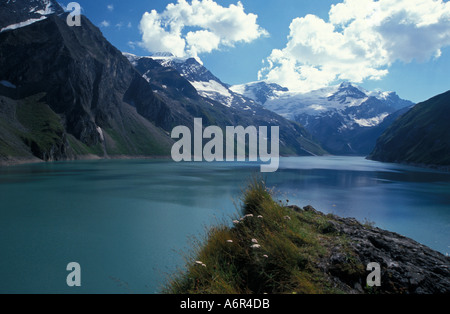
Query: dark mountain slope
348 106 412 155
0 13 174 161
369 90 450 167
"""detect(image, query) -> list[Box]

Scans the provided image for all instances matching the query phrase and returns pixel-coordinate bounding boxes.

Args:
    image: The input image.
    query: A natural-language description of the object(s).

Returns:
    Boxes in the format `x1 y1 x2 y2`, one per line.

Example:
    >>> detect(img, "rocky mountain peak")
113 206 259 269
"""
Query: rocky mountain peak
329 82 368 103
230 81 289 105
0 0 64 32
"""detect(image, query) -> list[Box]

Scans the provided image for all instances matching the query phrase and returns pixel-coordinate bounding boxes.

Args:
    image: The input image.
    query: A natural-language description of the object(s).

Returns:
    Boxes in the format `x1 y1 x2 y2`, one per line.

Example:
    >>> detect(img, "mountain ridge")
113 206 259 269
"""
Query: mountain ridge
124 52 328 157
0 0 64 32
369 90 450 168
232 81 414 155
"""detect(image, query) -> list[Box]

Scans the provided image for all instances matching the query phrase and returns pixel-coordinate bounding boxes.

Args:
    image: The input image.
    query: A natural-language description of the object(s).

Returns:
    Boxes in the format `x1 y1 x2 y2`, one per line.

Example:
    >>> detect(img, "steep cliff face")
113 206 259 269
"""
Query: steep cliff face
0 13 174 161
369 90 450 167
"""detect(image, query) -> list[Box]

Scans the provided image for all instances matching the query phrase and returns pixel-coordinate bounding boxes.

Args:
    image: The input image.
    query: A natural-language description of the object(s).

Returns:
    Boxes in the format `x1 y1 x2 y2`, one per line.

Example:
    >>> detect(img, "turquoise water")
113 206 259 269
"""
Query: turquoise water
0 157 449 293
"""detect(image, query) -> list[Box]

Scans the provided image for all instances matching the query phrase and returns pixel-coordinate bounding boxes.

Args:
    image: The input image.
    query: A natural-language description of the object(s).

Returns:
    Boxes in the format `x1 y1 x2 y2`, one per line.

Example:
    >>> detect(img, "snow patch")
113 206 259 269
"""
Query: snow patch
35 1 55 15
229 84 246 95
143 73 151 83
191 80 231 99
1 0 58 33
308 104 327 112
1 17 47 33
354 113 389 127
122 52 140 66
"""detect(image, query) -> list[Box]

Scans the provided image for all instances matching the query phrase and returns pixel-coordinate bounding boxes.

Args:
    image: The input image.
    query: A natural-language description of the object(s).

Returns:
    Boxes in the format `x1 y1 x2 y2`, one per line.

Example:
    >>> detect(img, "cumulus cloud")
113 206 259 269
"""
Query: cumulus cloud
259 0 450 92
107 4 114 12
139 0 268 58
100 20 110 28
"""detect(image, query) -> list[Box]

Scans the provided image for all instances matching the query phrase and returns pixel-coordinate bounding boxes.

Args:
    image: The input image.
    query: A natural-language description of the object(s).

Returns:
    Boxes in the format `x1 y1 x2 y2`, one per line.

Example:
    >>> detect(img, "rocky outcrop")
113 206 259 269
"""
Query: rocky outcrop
291 205 450 294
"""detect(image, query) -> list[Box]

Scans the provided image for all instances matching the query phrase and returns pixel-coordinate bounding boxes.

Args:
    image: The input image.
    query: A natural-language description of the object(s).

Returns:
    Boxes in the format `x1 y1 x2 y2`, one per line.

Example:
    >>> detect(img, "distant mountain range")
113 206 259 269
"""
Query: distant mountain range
126 53 417 156
369 90 450 168
232 81 415 155
128 52 262 110
1 0 447 168
0 0 325 164
123 53 326 156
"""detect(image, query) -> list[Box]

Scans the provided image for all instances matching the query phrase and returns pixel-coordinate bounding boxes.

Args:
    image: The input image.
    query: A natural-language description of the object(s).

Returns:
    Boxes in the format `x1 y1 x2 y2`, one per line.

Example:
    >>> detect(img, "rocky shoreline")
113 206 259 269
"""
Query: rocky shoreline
290 205 450 294
0 156 43 167
0 155 172 167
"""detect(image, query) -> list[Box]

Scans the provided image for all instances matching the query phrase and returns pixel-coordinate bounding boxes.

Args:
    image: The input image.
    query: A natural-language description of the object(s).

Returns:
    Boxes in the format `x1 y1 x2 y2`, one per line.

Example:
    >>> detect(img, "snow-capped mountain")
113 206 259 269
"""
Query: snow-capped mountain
123 52 328 156
232 81 414 155
128 53 258 110
0 0 63 33
233 81 412 123
124 52 413 155
231 81 289 107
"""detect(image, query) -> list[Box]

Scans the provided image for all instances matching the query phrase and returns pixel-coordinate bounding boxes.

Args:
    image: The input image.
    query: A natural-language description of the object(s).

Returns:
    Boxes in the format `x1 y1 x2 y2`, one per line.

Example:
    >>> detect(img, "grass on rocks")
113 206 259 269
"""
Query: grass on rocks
164 177 357 294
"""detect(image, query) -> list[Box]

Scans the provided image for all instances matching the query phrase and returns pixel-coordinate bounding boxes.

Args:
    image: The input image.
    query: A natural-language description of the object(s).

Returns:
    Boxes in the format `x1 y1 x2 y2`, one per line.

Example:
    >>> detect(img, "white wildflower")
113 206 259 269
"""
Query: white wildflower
195 261 205 267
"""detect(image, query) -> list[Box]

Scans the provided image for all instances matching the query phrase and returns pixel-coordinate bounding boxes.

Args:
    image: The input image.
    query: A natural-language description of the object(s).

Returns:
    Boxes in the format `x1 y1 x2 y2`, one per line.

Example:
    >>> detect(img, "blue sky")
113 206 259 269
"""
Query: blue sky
68 0 450 103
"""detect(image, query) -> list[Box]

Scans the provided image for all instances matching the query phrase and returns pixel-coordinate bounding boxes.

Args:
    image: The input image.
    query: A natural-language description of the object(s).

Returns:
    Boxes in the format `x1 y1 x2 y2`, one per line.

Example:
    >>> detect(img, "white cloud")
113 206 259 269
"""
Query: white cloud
128 41 136 50
140 10 186 57
259 0 450 92
139 0 268 58
100 20 110 28
107 5 114 12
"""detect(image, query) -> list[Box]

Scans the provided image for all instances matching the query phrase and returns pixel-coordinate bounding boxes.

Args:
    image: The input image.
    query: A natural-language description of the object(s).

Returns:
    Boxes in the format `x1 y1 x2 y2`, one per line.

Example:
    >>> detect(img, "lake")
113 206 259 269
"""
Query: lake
0 157 449 293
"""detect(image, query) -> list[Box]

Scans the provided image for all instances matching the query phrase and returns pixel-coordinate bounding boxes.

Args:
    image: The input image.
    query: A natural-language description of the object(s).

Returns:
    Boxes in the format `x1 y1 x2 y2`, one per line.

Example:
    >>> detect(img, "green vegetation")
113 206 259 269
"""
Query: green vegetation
0 136 23 157
164 178 363 294
0 94 173 162
0 94 66 159
103 120 171 157
66 134 104 156
15 94 65 155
